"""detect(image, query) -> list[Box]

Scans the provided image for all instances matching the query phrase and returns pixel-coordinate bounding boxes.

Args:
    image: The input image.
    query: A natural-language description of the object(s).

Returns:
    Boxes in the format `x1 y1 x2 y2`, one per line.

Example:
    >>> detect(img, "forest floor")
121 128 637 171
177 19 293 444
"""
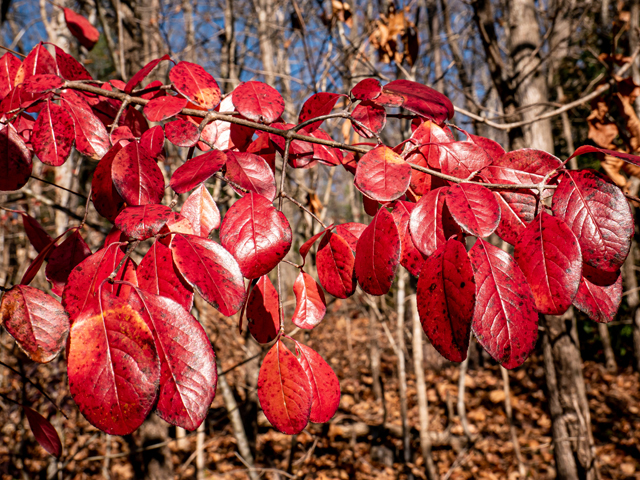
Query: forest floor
1 296 640 480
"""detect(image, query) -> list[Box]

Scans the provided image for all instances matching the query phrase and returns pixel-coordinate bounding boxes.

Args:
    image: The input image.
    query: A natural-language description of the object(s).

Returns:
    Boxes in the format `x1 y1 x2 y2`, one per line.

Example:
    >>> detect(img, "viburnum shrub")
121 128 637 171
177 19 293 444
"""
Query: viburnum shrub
0 40 637 455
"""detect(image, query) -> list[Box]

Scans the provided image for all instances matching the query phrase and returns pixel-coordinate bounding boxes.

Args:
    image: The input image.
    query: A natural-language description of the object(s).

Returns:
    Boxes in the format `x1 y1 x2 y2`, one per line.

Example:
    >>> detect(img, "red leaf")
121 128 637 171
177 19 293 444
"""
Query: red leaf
231 81 284 124
32 100 75 166
298 92 345 132
354 145 411 202
60 90 109 160
257 340 312 434
469 239 538 369
493 191 535 246
494 148 562 176
379 80 454 124
439 141 492 179
20 234 62 287
125 54 172 93
362 194 379 217
180 184 220 237
219 193 292 279
165 118 200 147
355 208 400 295
299 225 333 266
404 120 457 177
170 150 227 194
469 134 505 162
53 45 92 81
246 275 280 344
143 95 188 122
292 271 326 329
308 128 343 166
316 231 356 299
110 126 135 146
63 8 100 50
416 238 474 362
572 265 622 324
199 96 254 151
0 285 69 363
132 289 216 430
67 291 160 435
334 223 366 253
551 169 633 272
390 201 425 276
514 212 582 315
112 141 165 205
169 62 221 109
23 406 62 457
567 145 640 166
45 230 91 296
409 187 462 257
445 183 500 237
351 101 386 138
62 245 137 321
225 151 277 201
14 43 57 85
21 212 52 254
140 125 165 160
351 78 382 101
22 74 63 93
115 204 173 240
170 234 245 316
137 240 194 312
158 213 195 246
0 123 32 191
91 143 126 221
294 342 340 423
0 51 20 98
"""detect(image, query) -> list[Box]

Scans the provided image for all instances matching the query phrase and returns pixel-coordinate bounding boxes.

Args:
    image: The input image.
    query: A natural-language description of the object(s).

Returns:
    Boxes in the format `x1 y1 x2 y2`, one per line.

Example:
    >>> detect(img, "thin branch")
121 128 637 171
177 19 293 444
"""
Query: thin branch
30 175 87 200
281 192 326 229
0 360 68 419
0 45 26 58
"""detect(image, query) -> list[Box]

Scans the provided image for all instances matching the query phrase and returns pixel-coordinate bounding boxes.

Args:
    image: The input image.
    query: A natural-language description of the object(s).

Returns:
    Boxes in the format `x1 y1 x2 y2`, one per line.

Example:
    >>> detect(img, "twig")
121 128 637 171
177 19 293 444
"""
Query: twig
0 360 68 419
0 45 25 57
281 192 326 229
30 175 87 200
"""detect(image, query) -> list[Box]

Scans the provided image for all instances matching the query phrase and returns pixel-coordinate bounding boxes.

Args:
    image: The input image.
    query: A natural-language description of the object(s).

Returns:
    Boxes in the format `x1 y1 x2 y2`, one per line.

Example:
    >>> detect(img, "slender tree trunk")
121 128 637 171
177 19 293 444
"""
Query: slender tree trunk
623 240 640 371
410 295 439 480
542 310 597 480
597 323 617 372
396 270 412 476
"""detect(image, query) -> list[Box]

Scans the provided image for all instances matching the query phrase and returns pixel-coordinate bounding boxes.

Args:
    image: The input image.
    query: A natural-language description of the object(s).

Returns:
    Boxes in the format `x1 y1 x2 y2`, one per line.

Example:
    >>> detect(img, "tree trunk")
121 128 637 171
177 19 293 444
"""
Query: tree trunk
542 310 597 480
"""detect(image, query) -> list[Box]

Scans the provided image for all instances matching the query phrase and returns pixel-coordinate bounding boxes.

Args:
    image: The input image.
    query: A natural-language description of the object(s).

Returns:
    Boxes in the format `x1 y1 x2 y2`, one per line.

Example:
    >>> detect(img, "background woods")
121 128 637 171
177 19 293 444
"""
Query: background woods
1 1 640 480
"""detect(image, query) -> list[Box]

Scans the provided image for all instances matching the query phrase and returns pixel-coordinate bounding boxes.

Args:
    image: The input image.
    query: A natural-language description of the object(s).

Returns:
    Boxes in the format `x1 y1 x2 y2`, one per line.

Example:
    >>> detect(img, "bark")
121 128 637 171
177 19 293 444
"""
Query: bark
217 368 260 480
252 0 276 85
542 309 597 480
410 295 439 480
427 0 443 93
508 0 554 152
395 269 412 472
126 415 174 480
597 323 617 372
622 240 640 371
